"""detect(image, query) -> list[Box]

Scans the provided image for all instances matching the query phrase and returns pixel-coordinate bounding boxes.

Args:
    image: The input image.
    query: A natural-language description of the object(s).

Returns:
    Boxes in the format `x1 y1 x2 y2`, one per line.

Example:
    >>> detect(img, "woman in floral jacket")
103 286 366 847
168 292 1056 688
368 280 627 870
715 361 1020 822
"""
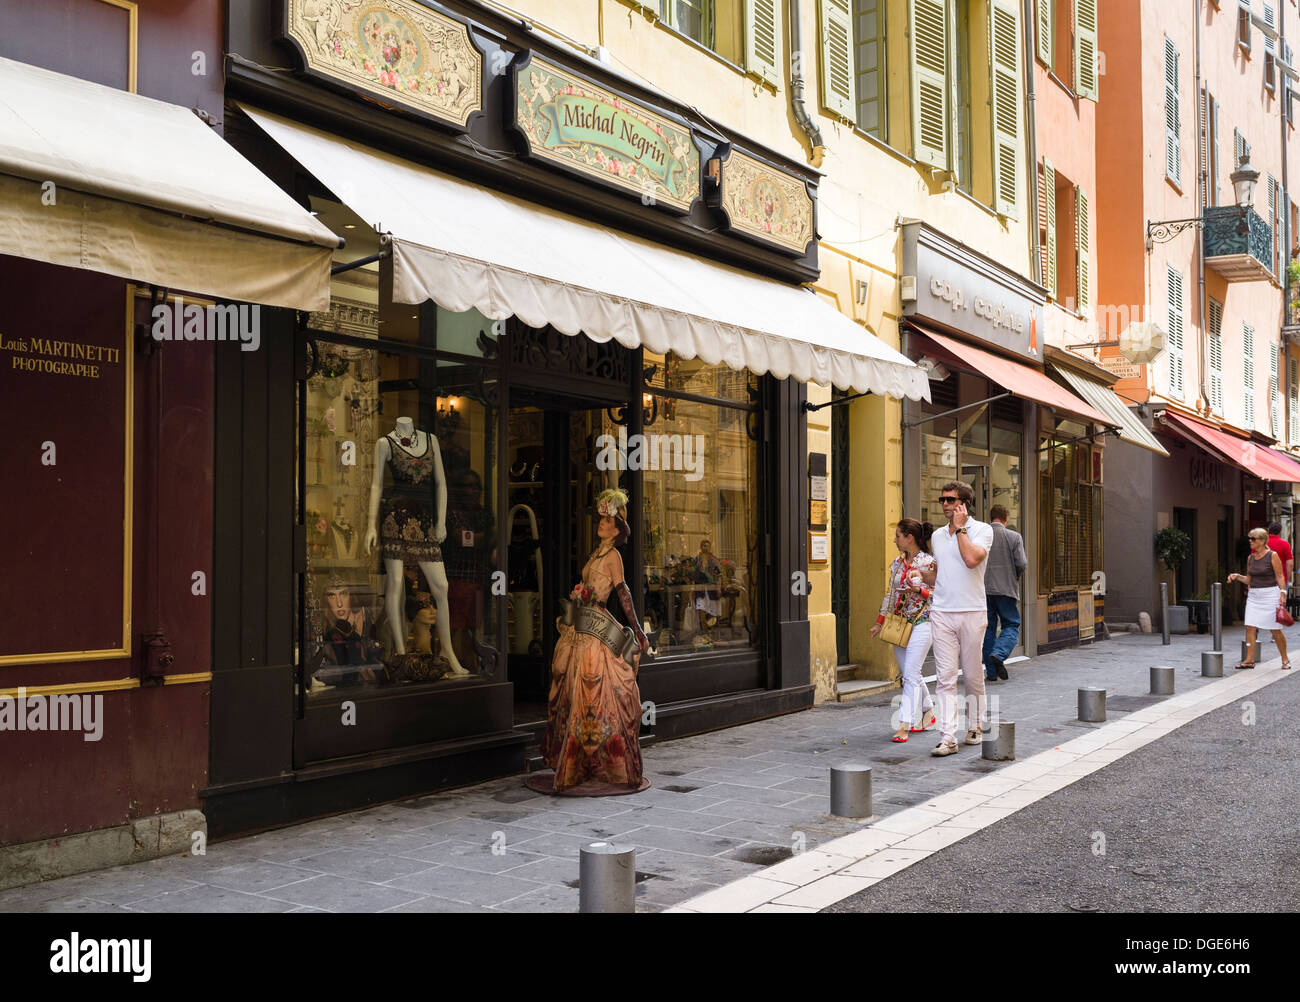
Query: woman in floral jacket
870 518 938 742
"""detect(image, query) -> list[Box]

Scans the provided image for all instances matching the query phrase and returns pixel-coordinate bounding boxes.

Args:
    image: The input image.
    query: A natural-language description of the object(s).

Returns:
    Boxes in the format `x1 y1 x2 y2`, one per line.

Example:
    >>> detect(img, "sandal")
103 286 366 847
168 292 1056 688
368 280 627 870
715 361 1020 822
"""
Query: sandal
1283 662 1293 670
910 708 937 733
1233 661 1256 670
891 730 909 743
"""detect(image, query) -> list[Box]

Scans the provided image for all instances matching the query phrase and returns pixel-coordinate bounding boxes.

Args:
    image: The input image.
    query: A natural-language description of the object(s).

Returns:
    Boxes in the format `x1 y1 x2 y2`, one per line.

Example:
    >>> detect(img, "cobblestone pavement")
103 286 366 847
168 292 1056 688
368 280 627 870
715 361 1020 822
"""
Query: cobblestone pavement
0 626 1260 913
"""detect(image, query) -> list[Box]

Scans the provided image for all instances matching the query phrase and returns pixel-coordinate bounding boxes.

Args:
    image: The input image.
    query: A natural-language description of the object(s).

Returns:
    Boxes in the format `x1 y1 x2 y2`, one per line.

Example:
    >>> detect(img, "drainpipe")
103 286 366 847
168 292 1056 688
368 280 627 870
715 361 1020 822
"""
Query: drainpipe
1195 0 1210 415
789 0 827 167
1023 0 1041 286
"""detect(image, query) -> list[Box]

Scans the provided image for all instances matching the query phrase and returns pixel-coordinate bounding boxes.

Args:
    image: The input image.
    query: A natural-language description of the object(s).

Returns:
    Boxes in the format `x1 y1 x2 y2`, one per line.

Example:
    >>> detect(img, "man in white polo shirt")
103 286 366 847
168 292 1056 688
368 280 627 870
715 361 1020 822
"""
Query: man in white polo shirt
929 480 994 757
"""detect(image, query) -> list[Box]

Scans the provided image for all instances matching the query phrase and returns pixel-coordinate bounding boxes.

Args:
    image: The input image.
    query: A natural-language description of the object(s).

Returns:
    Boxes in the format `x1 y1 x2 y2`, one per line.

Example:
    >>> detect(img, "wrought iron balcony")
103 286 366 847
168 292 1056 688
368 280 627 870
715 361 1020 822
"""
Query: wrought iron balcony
1202 205 1275 282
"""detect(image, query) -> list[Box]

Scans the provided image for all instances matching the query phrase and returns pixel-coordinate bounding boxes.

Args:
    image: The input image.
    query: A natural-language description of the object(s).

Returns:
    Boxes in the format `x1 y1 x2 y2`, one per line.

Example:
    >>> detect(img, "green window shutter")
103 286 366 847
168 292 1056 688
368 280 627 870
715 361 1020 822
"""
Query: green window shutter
1037 0 1053 65
744 0 780 86
1043 157 1058 299
1075 185 1089 311
820 0 856 119
910 0 950 168
855 0 887 137
1074 0 1099 100
990 0 1020 217
1165 38 1180 185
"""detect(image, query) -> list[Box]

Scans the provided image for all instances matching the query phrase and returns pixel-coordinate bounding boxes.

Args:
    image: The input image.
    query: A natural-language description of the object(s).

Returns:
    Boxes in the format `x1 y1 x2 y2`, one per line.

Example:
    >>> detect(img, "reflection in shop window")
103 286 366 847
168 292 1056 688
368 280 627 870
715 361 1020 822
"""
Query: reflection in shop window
642 352 759 657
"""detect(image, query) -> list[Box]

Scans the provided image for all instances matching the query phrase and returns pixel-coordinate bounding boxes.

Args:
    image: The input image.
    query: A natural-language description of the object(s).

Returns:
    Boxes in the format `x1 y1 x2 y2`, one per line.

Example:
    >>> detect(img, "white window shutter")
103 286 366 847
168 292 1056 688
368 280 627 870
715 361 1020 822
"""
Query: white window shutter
744 0 781 86
990 0 1021 217
1271 344 1281 436
1165 38 1181 185
1245 323 1256 430
1167 266 1184 399
1209 298 1224 414
1037 0 1053 65
1290 356 1299 443
1043 157 1058 299
1074 0 1099 100
1075 185 1089 311
910 0 951 169
820 0 856 119
1210 94 1220 205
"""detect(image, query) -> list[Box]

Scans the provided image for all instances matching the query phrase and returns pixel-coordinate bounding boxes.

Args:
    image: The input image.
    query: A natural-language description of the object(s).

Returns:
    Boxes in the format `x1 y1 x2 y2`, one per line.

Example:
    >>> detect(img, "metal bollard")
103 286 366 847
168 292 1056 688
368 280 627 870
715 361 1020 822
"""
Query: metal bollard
1201 651 1224 677
1150 665 1175 695
981 720 1016 761
1078 687 1107 722
829 764 873 819
1160 583 1171 645
1211 582 1223 651
578 842 636 913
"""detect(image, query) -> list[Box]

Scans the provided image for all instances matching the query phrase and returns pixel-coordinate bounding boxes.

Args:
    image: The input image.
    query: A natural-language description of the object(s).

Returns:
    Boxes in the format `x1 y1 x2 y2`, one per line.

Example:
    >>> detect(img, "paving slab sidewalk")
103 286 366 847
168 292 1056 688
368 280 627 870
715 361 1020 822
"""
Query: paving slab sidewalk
0 627 1250 913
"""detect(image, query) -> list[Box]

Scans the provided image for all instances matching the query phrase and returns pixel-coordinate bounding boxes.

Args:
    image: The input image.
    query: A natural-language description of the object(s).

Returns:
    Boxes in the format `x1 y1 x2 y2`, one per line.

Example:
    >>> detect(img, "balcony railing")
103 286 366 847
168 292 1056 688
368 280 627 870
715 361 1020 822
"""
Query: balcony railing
1203 205 1274 283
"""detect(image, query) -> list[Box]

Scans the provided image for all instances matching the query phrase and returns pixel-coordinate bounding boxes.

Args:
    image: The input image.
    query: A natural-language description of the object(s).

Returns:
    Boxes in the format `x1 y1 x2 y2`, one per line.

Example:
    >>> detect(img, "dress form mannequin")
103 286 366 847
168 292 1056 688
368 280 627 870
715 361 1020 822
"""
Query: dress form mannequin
364 415 469 676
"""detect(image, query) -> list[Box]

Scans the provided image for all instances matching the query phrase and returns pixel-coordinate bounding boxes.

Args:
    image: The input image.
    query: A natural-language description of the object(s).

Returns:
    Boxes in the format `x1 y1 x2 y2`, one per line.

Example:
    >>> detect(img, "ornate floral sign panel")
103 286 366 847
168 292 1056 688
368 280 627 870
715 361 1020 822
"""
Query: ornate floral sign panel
286 0 481 128
719 150 815 255
514 55 701 212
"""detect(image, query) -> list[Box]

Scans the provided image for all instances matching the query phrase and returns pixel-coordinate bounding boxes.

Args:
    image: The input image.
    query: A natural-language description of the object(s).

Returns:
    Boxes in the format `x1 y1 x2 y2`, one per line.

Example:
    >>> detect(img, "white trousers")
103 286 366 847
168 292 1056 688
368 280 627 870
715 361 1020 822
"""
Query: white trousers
930 609 988 744
892 621 934 727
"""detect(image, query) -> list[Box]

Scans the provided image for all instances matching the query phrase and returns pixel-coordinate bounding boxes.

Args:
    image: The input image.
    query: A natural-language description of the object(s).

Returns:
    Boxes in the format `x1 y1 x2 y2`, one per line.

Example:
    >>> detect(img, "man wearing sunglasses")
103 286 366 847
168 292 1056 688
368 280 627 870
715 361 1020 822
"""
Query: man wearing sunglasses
929 481 994 757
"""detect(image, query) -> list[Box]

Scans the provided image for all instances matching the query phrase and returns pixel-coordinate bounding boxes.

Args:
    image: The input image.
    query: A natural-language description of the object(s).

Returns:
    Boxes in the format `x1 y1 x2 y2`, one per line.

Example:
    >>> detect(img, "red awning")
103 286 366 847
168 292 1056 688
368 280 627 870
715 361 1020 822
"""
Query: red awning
1161 411 1300 482
913 329 1111 426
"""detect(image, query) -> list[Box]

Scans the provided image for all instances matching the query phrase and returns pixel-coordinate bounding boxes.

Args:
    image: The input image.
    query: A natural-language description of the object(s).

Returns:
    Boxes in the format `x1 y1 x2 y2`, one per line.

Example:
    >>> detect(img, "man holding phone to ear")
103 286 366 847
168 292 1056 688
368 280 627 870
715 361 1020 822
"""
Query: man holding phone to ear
929 481 994 757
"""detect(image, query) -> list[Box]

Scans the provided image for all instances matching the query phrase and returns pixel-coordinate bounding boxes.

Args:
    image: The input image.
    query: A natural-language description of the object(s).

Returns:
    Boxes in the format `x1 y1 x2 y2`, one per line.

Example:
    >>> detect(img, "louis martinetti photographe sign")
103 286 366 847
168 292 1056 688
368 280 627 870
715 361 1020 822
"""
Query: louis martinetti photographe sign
900 221 1046 362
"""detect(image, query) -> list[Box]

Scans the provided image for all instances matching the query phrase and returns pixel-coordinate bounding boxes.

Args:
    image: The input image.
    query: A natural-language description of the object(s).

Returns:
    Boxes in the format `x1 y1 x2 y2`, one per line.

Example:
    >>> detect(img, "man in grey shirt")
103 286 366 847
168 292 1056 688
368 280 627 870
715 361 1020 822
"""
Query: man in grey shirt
983 505 1027 681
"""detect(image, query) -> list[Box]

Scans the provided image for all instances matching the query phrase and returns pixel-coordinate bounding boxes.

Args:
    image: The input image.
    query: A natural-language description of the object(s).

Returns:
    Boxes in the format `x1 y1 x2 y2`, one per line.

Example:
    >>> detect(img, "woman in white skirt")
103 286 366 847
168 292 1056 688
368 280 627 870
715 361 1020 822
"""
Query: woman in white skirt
870 518 938 741
1227 528 1291 669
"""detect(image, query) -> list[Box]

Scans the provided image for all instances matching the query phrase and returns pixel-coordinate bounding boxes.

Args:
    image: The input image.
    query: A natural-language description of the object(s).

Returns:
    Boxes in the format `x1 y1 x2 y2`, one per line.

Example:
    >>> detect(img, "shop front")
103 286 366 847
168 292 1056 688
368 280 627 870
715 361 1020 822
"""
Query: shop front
206 0 927 836
897 222 1114 658
1106 409 1300 630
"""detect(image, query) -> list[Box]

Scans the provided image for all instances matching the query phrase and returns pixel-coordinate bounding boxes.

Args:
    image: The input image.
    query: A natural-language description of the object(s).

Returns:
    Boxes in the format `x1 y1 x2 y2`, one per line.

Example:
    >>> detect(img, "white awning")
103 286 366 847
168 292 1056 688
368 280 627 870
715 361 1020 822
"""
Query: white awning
1053 366 1170 456
0 56 339 310
240 105 929 400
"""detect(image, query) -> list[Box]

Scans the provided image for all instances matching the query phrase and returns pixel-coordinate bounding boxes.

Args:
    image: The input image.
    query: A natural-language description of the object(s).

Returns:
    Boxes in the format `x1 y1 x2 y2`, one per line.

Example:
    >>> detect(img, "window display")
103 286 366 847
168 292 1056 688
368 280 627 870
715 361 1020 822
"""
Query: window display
642 352 760 656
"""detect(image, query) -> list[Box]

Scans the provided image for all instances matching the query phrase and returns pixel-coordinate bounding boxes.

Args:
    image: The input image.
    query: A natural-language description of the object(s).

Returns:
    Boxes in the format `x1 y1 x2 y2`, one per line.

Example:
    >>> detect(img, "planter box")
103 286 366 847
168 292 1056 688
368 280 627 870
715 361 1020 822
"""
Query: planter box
1181 599 1210 634
1165 604 1190 635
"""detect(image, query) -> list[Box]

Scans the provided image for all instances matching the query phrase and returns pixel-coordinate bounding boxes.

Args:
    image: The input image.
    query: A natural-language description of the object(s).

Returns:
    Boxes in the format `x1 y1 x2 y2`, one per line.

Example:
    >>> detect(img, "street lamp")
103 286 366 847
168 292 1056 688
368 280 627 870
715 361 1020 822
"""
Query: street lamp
1146 152 1260 246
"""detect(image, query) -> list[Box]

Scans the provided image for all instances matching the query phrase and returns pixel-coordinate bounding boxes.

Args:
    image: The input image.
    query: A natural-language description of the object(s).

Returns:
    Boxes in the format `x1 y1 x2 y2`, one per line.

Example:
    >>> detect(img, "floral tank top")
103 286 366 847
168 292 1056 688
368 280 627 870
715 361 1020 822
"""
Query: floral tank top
879 552 936 623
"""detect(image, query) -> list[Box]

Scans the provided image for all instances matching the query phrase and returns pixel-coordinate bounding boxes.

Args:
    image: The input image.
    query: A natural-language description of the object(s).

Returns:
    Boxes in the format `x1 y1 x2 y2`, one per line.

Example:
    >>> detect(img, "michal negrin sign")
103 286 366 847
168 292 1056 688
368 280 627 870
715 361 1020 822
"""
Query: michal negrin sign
516 55 700 211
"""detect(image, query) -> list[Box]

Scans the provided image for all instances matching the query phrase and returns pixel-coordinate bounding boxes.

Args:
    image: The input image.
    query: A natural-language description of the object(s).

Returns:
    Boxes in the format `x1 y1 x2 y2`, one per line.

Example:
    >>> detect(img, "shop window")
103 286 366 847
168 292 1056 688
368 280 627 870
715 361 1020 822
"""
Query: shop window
642 352 760 657
1038 424 1102 592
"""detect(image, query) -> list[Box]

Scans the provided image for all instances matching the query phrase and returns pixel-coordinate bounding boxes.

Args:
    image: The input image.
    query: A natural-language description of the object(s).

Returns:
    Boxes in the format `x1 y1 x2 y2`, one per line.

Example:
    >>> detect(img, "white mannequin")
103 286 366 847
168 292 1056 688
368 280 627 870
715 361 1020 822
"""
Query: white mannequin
364 416 469 676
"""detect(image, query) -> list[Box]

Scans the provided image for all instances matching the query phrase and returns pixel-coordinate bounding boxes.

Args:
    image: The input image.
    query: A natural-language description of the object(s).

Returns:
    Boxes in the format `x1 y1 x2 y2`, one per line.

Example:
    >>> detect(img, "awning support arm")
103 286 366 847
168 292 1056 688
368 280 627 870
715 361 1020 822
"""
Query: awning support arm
900 392 1013 428
331 249 388 275
1035 430 1113 452
802 390 873 412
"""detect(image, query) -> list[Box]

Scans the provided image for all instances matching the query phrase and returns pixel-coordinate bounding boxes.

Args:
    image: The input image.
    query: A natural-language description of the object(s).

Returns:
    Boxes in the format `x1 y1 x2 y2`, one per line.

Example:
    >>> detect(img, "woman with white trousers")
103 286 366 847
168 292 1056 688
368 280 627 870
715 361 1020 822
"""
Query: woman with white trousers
1228 528 1292 669
870 518 939 741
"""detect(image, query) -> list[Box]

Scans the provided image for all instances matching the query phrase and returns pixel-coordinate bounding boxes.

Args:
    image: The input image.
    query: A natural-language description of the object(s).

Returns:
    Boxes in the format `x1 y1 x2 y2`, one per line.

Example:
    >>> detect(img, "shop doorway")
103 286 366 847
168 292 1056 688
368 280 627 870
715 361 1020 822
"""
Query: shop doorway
505 391 622 725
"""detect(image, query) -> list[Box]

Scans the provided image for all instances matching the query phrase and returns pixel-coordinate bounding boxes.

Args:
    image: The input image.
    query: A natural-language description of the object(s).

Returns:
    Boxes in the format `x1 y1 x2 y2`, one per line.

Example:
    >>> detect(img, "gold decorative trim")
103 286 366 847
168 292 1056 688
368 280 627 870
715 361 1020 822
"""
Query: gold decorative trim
286 0 481 127
719 149 814 254
0 287 134 667
95 0 137 93
0 672 212 700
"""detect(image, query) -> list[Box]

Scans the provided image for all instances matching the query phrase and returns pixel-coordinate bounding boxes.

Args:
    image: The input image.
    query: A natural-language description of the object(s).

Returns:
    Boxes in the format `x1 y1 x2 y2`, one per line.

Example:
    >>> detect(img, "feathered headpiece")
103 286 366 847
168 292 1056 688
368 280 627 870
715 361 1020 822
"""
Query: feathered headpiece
596 487 629 517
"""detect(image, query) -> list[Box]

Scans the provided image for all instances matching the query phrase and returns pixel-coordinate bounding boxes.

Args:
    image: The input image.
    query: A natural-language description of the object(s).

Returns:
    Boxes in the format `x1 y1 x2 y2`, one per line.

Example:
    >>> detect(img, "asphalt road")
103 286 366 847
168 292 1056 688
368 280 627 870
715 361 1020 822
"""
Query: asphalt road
825 671 1300 913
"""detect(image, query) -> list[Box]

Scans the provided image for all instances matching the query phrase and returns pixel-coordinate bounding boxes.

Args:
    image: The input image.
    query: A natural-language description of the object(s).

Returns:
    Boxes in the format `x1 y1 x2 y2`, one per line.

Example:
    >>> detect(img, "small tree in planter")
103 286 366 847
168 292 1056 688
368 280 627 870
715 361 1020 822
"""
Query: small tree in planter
1155 527 1191 603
